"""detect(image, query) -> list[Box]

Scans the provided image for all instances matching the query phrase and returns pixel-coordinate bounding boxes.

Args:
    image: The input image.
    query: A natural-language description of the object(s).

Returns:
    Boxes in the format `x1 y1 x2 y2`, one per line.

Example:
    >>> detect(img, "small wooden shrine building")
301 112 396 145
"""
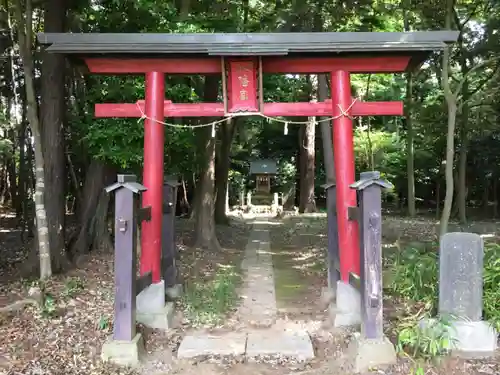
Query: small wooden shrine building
250 159 278 194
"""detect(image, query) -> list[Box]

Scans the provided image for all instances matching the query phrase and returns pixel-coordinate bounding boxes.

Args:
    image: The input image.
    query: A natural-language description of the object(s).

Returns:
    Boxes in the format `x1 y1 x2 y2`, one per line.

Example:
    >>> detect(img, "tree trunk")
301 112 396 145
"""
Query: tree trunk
68 159 116 258
439 0 457 237
179 178 190 215
403 0 416 217
440 99 458 236
435 178 441 218
18 121 27 222
40 0 67 272
482 176 489 211
13 0 52 279
295 125 303 208
457 77 469 224
7 131 17 211
194 75 221 250
5 23 19 214
451 169 461 218
493 177 498 218
214 118 236 225
405 72 416 217
299 117 317 213
0 163 7 205
311 7 335 187
318 75 335 184
457 138 468 224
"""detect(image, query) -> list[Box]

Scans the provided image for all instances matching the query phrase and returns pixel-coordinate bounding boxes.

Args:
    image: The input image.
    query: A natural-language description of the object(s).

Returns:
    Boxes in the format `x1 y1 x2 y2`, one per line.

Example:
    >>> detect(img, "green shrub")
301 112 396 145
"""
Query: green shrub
385 241 500 331
385 245 438 310
483 243 500 330
63 277 85 298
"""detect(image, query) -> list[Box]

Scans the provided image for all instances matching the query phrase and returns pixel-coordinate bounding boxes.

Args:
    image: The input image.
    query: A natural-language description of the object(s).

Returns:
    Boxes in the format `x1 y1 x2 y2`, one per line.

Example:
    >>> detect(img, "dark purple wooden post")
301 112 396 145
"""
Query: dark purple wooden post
105 174 146 342
322 182 340 294
350 171 392 340
162 176 180 289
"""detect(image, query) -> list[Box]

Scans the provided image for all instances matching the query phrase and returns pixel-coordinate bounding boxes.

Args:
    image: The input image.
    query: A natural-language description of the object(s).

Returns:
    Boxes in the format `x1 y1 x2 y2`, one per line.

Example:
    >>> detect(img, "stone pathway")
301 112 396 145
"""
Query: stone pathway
177 217 315 361
236 219 277 326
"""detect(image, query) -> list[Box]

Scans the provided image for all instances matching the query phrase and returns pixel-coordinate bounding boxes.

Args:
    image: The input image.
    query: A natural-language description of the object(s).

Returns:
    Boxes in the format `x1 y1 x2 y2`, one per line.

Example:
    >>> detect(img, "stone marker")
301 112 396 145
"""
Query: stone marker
439 232 497 358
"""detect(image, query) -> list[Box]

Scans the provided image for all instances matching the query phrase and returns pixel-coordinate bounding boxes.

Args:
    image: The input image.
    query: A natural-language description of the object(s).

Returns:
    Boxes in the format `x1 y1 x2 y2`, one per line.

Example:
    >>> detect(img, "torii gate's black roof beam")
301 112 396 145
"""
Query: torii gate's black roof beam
38 31 458 56
37 31 459 72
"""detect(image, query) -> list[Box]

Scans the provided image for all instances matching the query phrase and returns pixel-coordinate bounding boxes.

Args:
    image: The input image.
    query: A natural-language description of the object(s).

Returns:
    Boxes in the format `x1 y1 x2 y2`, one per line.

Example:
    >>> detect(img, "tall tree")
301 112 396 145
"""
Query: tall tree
194 75 222 250
214 118 237 225
404 4 416 217
40 0 68 271
299 118 317 213
12 0 52 279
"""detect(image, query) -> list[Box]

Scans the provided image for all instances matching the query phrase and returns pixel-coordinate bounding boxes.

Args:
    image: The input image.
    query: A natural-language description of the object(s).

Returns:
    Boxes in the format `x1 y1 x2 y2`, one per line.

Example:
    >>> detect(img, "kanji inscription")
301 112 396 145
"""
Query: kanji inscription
227 59 259 113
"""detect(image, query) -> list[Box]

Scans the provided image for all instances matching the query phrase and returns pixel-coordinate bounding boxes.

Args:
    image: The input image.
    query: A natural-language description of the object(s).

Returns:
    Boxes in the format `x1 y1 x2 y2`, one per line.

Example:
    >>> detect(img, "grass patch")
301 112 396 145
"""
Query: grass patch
270 217 327 310
385 241 500 329
182 265 241 327
271 246 324 310
384 241 500 373
273 261 308 303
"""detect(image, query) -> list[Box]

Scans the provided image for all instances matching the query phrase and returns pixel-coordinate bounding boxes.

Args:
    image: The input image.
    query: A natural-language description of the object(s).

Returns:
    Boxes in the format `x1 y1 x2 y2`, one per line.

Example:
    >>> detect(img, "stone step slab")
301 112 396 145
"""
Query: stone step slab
177 330 315 361
177 332 247 358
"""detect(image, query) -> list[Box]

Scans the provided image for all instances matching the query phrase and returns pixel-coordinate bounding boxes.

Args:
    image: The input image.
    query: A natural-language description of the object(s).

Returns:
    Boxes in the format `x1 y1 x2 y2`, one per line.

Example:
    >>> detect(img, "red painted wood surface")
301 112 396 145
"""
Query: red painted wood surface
84 55 411 74
227 59 260 113
95 100 403 118
140 72 165 283
85 58 221 74
331 70 360 281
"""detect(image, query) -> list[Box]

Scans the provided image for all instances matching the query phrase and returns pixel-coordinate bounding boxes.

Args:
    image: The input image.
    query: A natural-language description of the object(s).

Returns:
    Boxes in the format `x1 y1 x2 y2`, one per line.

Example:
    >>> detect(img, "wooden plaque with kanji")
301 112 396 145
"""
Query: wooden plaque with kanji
226 59 259 114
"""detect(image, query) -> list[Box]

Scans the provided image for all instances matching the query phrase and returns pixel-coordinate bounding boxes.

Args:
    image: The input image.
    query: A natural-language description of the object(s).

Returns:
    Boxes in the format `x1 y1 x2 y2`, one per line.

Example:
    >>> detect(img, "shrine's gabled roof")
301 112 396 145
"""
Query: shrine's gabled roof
37 31 458 56
250 160 278 175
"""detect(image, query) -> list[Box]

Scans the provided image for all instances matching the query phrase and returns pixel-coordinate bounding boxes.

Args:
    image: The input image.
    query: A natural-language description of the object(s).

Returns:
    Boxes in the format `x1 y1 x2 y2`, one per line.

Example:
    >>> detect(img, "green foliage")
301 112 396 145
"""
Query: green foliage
397 315 456 375
397 315 456 360
97 316 110 330
40 0 500 218
385 245 439 309
276 159 297 191
384 243 500 357
63 277 85 298
0 138 13 156
483 243 500 331
182 267 240 327
40 293 57 318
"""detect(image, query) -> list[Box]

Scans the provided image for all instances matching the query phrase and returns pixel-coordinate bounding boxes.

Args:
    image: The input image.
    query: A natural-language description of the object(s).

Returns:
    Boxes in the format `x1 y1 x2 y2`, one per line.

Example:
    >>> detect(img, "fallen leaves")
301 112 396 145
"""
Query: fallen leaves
0 212 498 375
0 215 251 375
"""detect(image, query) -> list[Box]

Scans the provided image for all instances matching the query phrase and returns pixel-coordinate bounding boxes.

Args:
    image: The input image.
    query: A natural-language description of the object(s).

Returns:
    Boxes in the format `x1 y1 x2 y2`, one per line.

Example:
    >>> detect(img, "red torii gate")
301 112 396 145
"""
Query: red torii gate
38 32 457 285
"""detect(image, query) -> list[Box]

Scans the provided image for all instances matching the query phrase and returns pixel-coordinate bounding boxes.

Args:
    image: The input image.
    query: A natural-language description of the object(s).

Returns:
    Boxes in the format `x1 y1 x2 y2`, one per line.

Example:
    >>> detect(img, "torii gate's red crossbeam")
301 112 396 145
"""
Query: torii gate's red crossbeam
94 55 407 285
95 100 403 118
84 56 410 74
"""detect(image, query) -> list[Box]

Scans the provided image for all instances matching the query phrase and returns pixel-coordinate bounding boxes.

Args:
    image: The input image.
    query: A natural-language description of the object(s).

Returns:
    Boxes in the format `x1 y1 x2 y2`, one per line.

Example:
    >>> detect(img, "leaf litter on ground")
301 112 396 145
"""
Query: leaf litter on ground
0 215 250 375
0 212 498 375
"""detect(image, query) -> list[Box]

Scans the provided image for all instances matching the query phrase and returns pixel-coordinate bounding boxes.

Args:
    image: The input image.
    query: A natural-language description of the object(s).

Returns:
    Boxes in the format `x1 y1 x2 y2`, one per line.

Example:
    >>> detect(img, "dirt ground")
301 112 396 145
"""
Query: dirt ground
0 211 499 375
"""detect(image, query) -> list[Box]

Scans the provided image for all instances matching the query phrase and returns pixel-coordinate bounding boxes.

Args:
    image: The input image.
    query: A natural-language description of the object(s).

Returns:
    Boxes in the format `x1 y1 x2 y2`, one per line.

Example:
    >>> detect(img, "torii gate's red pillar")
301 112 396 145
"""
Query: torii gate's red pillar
141 71 165 283
331 70 360 281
